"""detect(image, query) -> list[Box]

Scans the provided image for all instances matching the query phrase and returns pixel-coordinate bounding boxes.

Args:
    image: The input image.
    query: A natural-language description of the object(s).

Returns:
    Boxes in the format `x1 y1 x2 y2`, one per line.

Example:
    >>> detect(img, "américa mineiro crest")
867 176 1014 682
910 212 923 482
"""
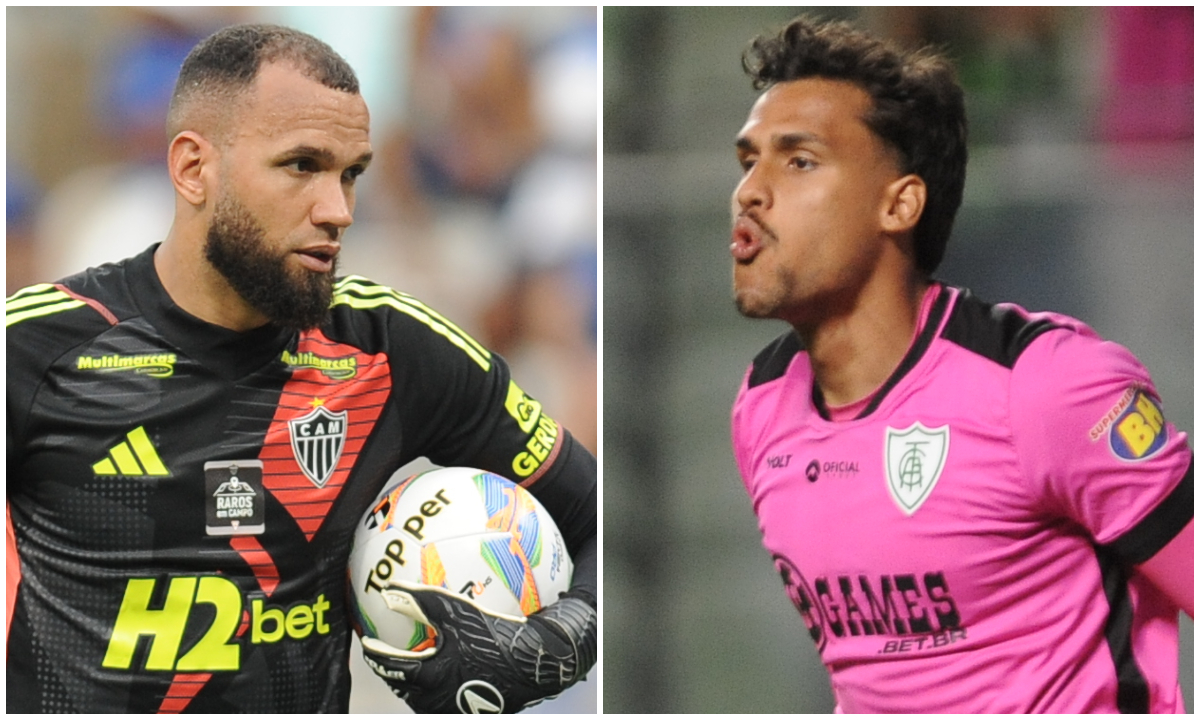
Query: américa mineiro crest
884 421 950 515
288 402 348 488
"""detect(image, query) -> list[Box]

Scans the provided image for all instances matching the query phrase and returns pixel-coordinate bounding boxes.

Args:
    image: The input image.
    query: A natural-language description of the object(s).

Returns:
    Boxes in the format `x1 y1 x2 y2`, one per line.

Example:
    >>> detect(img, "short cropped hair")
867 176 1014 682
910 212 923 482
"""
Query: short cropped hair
743 16 967 275
167 24 359 141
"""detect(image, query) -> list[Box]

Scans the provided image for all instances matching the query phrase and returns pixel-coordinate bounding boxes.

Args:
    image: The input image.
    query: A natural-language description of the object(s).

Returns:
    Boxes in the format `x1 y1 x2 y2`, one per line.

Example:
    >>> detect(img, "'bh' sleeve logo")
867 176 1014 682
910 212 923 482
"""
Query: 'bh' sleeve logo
288 405 348 488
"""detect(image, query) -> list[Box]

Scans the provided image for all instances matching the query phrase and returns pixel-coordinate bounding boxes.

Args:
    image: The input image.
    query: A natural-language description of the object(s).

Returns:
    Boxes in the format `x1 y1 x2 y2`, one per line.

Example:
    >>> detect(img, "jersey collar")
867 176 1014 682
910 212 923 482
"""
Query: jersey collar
812 283 955 421
129 244 295 380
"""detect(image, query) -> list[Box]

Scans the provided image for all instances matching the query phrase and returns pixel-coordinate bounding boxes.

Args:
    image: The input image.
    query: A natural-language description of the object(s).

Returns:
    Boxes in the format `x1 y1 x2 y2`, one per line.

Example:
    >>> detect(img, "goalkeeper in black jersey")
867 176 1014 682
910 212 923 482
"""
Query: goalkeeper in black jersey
6 24 596 714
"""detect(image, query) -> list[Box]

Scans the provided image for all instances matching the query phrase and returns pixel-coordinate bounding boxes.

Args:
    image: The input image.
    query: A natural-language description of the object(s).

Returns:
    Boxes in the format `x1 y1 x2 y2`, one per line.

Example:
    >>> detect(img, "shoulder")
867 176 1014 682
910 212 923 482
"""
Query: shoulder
943 290 1156 444
938 288 1083 369
6 264 137 439
8 248 148 332
6 267 129 353
995 299 1189 543
733 331 808 461
1006 311 1152 410
328 275 493 372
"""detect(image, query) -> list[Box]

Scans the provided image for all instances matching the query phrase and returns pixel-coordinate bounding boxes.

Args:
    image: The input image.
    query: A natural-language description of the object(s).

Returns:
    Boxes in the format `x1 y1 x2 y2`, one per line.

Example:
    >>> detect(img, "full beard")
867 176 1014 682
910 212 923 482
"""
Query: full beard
204 196 335 332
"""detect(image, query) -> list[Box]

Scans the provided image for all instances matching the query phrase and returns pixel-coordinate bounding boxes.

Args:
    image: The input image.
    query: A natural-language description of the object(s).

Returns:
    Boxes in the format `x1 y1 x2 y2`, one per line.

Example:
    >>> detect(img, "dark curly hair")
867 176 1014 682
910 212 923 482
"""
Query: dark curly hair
743 16 967 275
167 24 359 140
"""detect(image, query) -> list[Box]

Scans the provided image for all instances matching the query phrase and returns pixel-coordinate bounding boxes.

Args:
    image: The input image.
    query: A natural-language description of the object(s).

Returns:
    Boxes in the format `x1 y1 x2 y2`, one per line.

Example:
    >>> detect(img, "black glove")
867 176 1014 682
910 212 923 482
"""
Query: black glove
361 581 597 714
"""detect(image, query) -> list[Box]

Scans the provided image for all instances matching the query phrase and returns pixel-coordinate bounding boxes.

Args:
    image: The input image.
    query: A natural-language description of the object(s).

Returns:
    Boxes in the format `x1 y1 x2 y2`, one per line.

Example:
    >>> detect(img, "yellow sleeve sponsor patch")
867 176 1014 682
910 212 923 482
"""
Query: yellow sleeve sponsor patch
504 381 559 479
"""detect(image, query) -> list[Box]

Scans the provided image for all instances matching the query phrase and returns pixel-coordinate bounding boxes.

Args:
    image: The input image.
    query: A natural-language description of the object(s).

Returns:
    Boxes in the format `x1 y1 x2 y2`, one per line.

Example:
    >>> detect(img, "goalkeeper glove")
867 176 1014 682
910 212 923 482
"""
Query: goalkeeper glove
361 582 597 714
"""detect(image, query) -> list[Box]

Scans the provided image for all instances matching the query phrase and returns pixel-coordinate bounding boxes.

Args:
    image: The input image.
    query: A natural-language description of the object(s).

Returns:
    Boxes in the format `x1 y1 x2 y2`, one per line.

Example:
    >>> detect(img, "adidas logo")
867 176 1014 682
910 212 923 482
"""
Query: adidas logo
93 426 170 477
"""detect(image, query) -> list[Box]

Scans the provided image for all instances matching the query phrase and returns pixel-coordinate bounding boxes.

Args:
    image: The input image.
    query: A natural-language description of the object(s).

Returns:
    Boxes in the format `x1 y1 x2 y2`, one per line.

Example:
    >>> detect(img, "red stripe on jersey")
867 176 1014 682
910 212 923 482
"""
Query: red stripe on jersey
7 503 19 649
259 330 391 540
55 283 118 325
157 673 212 713
519 420 564 489
229 535 281 596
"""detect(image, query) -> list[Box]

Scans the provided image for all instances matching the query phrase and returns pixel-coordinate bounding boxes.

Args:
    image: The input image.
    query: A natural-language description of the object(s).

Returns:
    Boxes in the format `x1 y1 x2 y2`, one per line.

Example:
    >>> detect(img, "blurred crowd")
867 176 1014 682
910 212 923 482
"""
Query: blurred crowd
7 7 597 457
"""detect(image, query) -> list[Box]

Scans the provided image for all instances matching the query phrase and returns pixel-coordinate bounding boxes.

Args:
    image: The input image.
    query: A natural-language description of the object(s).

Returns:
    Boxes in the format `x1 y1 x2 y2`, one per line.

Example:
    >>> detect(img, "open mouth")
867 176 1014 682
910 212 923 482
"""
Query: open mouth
295 246 339 272
731 216 764 263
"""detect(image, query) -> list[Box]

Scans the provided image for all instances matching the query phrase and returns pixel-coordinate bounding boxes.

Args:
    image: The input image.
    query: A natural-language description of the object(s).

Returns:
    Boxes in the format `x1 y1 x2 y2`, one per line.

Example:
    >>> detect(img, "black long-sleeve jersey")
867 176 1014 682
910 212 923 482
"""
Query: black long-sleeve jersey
5 245 597 712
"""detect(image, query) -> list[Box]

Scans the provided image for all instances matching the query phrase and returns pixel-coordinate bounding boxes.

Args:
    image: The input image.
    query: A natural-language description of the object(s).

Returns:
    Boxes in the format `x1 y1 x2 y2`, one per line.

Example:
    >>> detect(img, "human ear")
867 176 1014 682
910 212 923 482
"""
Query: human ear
880 174 926 235
168 131 213 207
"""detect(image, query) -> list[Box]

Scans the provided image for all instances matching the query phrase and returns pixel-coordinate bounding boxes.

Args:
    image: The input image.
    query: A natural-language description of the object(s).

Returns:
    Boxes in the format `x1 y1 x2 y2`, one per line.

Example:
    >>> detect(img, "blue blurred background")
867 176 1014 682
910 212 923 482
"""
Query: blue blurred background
603 6 1192 713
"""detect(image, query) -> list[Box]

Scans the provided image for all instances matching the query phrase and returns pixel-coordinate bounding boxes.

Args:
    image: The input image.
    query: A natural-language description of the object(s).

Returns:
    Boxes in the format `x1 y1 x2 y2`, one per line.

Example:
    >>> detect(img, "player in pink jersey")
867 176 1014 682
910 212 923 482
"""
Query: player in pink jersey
729 16 1192 713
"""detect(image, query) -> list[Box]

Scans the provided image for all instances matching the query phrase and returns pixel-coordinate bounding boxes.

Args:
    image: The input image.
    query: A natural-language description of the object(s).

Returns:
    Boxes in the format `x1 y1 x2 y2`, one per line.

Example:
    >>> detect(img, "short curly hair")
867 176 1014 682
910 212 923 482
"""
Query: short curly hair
167 24 359 141
743 16 967 275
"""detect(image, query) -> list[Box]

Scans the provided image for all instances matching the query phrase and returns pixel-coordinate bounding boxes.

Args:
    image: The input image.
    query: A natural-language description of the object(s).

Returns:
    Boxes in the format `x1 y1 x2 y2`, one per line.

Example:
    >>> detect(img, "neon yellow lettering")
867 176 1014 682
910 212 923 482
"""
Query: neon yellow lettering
175 576 241 671
285 605 314 639
1118 413 1154 456
504 381 542 433
1134 393 1164 434
102 577 195 670
313 594 331 635
252 598 286 643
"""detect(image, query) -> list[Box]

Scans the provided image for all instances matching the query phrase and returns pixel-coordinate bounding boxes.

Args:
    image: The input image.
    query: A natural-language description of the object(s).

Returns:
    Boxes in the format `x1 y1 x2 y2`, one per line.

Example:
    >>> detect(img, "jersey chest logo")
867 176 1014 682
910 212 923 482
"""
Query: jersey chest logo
288 403 348 488
884 422 949 515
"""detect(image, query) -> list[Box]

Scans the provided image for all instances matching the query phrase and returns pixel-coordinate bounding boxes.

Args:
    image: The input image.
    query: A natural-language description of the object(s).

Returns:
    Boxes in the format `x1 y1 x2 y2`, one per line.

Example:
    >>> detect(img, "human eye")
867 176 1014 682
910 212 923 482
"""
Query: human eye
737 155 757 173
283 156 319 175
342 164 366 185
789 156 816 170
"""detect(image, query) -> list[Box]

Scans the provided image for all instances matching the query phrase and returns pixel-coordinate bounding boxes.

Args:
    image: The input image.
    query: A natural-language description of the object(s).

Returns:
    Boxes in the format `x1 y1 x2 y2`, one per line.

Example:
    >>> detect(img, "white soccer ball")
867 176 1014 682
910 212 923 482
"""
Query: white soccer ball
349 467 573 652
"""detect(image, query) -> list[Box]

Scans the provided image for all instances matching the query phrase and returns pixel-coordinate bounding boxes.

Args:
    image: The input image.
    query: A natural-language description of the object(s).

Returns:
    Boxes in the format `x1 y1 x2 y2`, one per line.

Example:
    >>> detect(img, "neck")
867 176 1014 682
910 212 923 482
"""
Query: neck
797 272 931 408
154 227 270 332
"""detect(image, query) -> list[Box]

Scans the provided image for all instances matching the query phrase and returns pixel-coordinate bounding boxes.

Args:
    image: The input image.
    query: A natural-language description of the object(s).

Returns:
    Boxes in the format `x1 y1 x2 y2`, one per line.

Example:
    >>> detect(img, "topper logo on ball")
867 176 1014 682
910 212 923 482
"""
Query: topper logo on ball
402 487 453 541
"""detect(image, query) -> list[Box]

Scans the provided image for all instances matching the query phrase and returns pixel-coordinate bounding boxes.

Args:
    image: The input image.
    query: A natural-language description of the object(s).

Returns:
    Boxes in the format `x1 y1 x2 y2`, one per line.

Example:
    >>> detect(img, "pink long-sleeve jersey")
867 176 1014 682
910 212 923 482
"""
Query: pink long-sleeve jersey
731 284 1192 713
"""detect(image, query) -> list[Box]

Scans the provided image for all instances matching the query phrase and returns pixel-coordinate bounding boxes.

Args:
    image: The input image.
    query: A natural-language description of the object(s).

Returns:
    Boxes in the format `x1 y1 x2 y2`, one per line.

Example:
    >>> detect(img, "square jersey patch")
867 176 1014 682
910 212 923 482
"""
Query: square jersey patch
205 460 265 535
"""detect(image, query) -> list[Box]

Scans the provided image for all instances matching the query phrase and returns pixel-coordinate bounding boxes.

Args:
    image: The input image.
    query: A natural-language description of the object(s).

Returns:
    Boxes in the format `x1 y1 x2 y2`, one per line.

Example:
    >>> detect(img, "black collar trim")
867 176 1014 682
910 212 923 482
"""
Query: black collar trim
812 284 953 421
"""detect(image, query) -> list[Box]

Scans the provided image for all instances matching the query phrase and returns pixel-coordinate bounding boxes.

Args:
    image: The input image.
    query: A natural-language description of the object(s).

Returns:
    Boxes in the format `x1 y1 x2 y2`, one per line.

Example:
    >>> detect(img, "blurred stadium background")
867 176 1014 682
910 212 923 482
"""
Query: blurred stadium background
604 6 1192 713
6 6 596 713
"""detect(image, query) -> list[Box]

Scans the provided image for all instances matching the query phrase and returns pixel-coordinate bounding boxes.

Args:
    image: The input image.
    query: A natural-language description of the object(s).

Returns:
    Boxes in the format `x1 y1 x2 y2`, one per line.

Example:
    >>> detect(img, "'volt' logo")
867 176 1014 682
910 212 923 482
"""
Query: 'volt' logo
101 576 331 672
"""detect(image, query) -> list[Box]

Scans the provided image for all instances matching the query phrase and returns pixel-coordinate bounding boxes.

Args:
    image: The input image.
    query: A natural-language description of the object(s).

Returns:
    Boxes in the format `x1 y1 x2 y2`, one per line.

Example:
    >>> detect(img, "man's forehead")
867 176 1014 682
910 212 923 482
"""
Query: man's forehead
738 78 871 142
238 61 371 141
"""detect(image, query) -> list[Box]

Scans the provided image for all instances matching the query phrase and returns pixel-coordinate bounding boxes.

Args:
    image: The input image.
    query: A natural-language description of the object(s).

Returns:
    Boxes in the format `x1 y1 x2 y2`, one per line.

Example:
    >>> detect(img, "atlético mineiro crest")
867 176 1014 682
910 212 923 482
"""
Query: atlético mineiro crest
884 422 950 515
288 404 347 488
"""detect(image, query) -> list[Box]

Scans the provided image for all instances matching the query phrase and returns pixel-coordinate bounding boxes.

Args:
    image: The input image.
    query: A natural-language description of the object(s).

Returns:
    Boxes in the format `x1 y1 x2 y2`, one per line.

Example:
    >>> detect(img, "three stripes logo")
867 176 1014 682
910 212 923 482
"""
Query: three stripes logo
332 277 492 372
7 283 117 327
94 426 170 477
7 284 87 327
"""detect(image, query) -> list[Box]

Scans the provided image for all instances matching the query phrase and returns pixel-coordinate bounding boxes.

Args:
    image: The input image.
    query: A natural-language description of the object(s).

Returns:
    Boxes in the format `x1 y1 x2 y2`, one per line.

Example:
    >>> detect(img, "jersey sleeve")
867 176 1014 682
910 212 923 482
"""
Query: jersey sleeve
731 368 757 491
732 332 804 500
6 282 118 492
379 292 596 600
1009 328 1193 564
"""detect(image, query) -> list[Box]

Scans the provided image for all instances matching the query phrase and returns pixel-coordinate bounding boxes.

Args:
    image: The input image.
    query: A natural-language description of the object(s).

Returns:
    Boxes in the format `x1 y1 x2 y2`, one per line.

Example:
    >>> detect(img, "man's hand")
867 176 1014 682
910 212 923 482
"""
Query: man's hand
361 582 597 714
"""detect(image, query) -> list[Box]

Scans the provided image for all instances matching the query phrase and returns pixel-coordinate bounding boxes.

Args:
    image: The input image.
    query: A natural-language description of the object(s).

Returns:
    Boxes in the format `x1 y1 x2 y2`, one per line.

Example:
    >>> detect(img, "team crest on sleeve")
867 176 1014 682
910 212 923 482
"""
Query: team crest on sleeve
1107 388 1167 461
884 422 950 515
288 404 348 488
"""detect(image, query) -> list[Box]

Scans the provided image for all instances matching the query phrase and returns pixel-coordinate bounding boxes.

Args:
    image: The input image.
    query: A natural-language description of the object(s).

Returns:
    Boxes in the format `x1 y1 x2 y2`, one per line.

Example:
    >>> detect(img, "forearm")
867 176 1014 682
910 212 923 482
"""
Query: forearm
566 534 596 607
524 429 597 605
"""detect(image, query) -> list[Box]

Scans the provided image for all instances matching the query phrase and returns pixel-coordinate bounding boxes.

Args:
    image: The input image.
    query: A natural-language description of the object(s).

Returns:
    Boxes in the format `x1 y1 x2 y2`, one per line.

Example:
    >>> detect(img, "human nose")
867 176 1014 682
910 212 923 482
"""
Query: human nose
311 176 354 231
734 163 769 214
